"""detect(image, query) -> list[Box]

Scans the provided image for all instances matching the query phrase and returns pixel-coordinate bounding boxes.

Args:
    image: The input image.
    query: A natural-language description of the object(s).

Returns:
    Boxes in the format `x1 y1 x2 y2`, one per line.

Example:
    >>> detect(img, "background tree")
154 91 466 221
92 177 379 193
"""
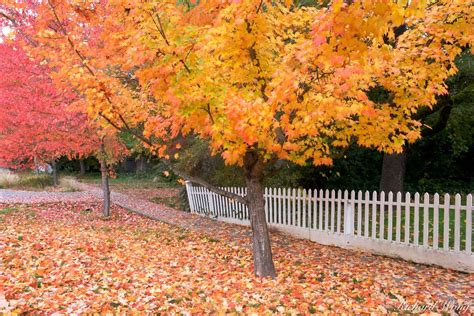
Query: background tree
0 43 97 182
378 50 474 193
0 40 126 216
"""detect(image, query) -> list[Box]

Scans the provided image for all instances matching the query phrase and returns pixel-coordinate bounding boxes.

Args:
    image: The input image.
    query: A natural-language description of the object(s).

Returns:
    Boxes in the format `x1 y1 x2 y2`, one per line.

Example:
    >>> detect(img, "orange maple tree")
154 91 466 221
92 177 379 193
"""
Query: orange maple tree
3 0 472 277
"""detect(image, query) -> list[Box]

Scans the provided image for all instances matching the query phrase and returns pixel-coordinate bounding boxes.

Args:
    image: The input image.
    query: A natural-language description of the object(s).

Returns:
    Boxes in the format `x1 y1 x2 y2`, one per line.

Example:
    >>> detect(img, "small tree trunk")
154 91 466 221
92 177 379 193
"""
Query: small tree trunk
244 152 276 278
33 156 39 173
79 159 86 176
100 158 111 217
379 151 407 194
51 160 59 186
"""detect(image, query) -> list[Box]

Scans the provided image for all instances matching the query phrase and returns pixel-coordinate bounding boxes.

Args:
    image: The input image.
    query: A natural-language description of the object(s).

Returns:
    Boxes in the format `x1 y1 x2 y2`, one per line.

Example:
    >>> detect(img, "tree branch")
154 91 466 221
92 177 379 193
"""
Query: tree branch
161 160 249 205
46 0 96 76
0 11 38 47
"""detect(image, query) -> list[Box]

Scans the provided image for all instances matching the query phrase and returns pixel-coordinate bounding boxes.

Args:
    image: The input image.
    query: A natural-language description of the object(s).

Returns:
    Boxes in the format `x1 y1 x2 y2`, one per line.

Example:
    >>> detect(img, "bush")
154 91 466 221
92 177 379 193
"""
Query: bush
0 172 20 188
0 172 54 190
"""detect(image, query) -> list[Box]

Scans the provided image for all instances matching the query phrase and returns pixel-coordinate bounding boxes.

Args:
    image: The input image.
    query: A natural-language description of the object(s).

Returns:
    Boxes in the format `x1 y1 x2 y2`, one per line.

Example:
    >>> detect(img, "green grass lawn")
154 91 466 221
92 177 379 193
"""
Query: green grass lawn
266 198 472 252
77 172 180 190
353 206 472 252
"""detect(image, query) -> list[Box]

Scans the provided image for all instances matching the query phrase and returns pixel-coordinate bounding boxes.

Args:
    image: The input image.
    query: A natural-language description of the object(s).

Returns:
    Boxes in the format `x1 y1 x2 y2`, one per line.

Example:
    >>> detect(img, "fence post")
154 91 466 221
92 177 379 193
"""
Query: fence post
344 201 354 235
185 181 195 213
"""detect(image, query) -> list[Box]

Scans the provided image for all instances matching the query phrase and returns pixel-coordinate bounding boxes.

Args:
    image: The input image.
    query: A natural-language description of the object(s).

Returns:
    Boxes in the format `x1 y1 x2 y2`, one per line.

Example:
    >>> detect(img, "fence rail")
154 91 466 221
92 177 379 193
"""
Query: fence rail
185 182 473 272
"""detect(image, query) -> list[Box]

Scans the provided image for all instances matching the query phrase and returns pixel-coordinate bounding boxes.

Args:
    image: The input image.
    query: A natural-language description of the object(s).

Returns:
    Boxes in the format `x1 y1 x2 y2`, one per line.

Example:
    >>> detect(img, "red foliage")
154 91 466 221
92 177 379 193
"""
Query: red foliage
0 43 98 168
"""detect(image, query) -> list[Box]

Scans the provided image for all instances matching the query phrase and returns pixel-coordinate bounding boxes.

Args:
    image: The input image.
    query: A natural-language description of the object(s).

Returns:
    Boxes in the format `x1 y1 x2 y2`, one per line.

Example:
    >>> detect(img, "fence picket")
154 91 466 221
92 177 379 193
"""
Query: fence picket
443 193 450 250
466 194 472 254
232 188 236 217
388 192 393 242
232 188 237 219
414 193 420 245
372 191 377 238
319 189 324 230
196 186 202 213
304 189 309 228
204 187 209 214
343 190 348 233
219 191 224 218
263 188 271 223
380 191 385 240
220 187 225 217
454 194 461 252
364 191 369 237
330 190 336 232
243 187 248 219
290 189 295 226
423 192 430 247
219 189 225 217
433 193 439 250
396 192 402 243
350 190 355 235
357 191 362 236
277 188 282 224
324 189 330 231
271 187 276 223
229 188 234 218
226 187 231 218
312 189 318 229
405 192 411 244
337 190 342 233
297 189 302 227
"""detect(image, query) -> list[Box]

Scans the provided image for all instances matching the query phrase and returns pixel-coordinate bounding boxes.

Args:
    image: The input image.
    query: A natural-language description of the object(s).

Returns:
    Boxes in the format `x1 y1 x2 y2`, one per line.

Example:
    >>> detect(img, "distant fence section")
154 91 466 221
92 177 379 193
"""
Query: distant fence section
185 182 473 272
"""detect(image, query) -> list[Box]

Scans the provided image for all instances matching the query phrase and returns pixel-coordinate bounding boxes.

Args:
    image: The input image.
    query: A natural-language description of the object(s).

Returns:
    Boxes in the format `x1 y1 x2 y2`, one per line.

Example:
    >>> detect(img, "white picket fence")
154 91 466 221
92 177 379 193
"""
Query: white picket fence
185 182 473 272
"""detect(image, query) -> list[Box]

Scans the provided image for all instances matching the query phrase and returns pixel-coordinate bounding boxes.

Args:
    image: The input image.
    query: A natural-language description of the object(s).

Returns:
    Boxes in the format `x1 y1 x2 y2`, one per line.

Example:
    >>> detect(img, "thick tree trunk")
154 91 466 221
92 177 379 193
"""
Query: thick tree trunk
136 156 147 173
244 152 276 278
79 159 86 176
379 151 407 194
100 159 111 217
51 160 59 186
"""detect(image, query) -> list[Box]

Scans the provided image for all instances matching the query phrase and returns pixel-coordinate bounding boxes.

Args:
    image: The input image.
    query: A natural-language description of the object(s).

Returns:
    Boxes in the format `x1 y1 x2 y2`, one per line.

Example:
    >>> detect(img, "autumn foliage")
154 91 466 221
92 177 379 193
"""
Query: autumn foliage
0 43 97 168
1 0 472 277
0 201 470 313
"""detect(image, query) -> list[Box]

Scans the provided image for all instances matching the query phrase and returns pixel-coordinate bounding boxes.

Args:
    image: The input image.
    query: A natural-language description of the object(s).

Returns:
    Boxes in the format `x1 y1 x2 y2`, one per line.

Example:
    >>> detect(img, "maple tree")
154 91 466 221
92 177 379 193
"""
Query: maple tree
0 42 96 174
1 1 133 218
97 0 473 277
2 0 472 277
0 40 124 216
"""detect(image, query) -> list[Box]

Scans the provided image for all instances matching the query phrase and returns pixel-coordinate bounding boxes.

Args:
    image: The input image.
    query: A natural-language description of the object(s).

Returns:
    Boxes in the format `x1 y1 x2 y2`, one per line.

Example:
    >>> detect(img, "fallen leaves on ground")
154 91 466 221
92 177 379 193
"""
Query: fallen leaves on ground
0 202 471 314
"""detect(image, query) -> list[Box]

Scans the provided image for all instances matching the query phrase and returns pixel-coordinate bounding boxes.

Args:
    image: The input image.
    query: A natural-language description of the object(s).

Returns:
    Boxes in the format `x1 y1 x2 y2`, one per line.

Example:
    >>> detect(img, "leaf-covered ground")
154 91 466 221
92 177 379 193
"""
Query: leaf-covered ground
0 202 472 314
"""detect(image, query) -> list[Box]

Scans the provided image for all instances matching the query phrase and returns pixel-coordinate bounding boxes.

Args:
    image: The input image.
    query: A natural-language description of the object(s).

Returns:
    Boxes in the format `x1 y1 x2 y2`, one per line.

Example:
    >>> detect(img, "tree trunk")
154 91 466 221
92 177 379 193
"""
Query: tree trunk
136 156 147 173
244 152 276 278
33 156 39 173
79 159 86 176
100 158 111 217
379 151 407 194
51 160 59 186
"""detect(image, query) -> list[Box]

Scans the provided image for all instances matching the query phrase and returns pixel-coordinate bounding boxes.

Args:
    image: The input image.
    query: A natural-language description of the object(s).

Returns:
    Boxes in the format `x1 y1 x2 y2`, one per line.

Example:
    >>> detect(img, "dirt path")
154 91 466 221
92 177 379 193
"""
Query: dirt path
0 189 99 204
